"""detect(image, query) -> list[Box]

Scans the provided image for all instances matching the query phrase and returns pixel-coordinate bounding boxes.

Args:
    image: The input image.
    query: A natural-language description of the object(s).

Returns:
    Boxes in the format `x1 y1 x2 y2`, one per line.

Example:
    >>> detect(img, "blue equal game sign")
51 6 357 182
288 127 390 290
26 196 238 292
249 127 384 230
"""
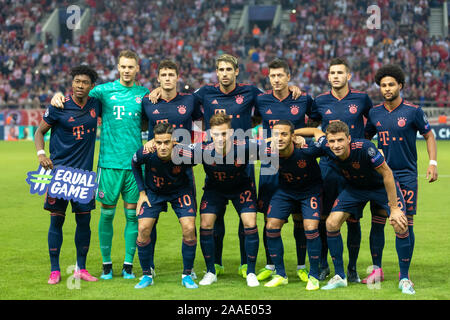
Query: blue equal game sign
26 165 97 204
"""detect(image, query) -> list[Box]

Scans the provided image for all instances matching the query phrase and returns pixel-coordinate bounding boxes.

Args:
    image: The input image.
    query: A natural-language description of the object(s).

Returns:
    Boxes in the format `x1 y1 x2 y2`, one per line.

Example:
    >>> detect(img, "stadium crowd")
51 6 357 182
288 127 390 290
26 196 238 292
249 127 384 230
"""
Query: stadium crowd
0 0 448 108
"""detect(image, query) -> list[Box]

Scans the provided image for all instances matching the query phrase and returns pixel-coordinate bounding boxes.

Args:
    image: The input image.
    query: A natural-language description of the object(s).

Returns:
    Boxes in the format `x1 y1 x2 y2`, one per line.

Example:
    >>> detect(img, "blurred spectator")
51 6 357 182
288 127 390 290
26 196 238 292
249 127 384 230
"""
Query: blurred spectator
0 0 448 109
438 112 447 124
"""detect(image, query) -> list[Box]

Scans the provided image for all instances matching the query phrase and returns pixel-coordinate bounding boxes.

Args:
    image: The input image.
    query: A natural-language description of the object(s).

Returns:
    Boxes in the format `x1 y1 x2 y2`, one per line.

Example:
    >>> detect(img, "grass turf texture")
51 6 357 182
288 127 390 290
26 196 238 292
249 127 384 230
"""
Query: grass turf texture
0 140 449 300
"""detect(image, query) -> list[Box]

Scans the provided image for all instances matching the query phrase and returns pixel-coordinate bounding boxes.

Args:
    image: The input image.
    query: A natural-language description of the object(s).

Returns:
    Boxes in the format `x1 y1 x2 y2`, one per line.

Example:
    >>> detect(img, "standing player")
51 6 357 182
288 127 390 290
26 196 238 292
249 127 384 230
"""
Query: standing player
131 123 198 289
142 59 203 273
191 54 262 276
143 60 203 141
50 50 149 280
190 114 260 287
149 54 301 277
255 59 316 282
298 121 414 295
312 58 373 282
364 64 438 285
34 65 101 284
263 120 323 291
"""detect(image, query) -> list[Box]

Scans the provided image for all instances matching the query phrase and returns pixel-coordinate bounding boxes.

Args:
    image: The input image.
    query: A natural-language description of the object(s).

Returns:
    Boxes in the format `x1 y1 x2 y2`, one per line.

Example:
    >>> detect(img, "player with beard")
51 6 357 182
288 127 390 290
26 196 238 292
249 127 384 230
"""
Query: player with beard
364 65 437 290
148 54 301 278
311 58 373 282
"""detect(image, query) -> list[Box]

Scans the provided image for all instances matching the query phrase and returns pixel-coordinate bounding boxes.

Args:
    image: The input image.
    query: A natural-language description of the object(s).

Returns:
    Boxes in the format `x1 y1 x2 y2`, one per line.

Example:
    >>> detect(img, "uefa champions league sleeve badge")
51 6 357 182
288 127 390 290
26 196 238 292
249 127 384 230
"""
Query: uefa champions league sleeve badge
26 165 98 204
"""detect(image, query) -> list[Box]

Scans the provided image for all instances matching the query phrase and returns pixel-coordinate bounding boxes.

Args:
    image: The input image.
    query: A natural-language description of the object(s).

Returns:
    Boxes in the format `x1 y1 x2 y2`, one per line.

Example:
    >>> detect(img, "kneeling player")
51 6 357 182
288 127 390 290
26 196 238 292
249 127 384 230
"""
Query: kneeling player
131 123 198 289
299 121 413 294
263 120 323 290
34 65 101 284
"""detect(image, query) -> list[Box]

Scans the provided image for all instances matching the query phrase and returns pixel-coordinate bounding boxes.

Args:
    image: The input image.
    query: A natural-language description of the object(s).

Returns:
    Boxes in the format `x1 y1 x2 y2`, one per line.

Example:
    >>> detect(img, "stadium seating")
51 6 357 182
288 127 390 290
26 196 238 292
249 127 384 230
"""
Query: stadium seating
0 0 448 108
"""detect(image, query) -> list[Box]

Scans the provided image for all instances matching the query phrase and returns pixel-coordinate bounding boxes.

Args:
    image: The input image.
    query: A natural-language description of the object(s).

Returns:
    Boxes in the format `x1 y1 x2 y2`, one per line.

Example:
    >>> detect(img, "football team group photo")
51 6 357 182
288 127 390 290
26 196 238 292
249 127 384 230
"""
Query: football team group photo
1 0 449 301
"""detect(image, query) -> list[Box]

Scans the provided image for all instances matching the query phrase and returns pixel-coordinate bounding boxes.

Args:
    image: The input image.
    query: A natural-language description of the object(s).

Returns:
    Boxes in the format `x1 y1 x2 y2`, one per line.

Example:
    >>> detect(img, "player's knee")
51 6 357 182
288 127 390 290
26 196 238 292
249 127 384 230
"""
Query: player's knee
182 223 196 239
240 212 257 229
124 210 137 222
326 216 341 231
303 219 319 231
393 223 408 235
138 224 152 239
75 212 91 226
242 221 256 229
200 214 215 229
101 207 116 220
266 219 282 230
201 221 214 229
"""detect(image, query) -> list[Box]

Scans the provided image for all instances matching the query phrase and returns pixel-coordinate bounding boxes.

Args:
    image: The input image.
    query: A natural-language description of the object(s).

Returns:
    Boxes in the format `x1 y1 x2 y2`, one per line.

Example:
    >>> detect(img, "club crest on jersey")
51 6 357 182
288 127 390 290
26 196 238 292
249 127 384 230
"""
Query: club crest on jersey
297 160 307 168
290 105 299 115
348 104 358 114
135 97 142 104
235 95 244 104
90 108 96 118
201 201 208 210
177 105 187 115
397 117 407 127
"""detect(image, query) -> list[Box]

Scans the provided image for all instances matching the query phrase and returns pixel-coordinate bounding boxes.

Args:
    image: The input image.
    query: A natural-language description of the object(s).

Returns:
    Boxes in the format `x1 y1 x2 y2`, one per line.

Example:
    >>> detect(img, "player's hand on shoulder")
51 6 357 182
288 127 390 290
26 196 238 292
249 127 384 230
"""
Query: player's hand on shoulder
38 154 53 170
288 85 302 100
293 135 306 148
143 139 156 153
149 87 162 104
51 92 65 109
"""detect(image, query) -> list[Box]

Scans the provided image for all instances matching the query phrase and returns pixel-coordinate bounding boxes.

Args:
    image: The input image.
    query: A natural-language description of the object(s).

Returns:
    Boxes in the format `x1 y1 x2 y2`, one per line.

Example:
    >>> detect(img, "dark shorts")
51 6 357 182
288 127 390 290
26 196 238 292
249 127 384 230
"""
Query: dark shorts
257 166 278 214
137 188 196 220
44 194 95 214
200 185 257 217
320 160 345 215
267 186 322 222
186 167 197 210
332 182 406 219
370 172 418 215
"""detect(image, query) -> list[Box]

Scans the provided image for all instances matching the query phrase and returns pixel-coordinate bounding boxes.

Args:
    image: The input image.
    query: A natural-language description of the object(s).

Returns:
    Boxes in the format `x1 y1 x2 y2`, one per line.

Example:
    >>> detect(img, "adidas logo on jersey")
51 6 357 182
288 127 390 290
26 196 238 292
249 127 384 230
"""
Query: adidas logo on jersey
110 95 117 100
325 109 332 114
376 121 382 126
266 109 272 114
68 117 75 122
153 109 160 114
212 99 219 104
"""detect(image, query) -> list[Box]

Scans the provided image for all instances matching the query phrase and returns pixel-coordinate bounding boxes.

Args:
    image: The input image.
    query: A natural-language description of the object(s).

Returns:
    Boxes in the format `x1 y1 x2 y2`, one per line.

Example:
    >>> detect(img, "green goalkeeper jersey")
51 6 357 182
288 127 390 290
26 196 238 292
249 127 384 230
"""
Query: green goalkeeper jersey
89 80 149 170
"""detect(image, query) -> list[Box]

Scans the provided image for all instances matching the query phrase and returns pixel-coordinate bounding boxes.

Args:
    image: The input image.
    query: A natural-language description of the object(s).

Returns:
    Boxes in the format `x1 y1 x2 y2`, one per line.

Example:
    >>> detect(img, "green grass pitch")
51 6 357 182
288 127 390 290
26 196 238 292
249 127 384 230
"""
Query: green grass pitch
0 140 449 300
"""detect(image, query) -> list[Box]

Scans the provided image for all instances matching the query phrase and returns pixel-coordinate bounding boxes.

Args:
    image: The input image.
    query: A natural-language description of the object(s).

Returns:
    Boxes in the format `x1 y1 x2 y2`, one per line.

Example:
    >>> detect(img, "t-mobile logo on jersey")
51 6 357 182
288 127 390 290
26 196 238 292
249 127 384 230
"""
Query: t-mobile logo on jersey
73 125 85 140
113 106 125 120
378 131 390 146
